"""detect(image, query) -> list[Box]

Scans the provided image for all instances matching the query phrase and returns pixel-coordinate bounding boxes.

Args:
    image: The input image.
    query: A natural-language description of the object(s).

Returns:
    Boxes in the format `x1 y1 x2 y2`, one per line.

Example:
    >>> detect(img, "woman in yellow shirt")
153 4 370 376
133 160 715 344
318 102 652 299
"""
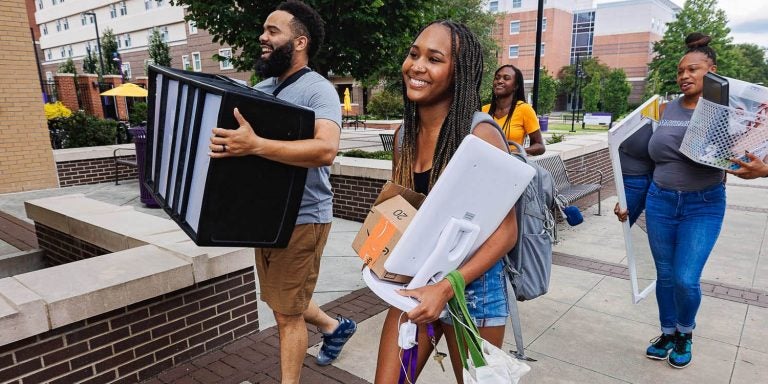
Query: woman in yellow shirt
482 65 546 156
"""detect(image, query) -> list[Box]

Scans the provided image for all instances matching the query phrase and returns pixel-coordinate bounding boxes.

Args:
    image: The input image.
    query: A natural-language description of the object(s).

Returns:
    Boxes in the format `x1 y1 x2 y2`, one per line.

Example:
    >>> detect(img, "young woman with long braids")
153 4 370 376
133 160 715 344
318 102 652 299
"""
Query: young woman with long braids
373 21 518 383
482 65 545 155
643 32 728 369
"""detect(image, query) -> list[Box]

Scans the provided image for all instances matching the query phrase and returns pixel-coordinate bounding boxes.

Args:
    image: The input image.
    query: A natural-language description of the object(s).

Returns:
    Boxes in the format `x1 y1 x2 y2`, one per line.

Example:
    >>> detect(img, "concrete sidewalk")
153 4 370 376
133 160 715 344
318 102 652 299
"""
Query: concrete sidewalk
1 171 767 383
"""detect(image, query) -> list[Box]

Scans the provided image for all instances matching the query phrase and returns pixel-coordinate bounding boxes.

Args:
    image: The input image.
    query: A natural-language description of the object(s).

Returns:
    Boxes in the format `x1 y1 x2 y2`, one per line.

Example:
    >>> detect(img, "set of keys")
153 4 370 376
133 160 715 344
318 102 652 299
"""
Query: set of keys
429 334 447 372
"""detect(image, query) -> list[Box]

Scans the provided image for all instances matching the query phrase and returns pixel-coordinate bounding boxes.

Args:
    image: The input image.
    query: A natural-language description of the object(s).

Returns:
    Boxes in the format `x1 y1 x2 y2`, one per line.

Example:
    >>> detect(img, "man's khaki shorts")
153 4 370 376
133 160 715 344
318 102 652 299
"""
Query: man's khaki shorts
254 223 331 315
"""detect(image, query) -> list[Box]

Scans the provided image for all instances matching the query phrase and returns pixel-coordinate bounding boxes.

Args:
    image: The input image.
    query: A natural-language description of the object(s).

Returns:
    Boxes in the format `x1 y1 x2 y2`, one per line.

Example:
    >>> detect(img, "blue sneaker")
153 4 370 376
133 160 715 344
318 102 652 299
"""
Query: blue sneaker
668 331 693 368
315 316 357 366
646 333 675 360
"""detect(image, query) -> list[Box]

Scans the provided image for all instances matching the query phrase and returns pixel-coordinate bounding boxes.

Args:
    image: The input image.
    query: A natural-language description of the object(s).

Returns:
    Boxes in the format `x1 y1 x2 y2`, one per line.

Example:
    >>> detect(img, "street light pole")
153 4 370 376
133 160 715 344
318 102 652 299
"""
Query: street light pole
84 12 104 77
570 55 581 133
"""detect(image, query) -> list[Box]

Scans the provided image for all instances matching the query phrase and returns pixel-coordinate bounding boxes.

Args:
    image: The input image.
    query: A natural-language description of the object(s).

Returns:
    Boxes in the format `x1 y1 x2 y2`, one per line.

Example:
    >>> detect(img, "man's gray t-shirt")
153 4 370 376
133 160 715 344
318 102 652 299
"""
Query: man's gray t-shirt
648 98 724 191
254 70 341 224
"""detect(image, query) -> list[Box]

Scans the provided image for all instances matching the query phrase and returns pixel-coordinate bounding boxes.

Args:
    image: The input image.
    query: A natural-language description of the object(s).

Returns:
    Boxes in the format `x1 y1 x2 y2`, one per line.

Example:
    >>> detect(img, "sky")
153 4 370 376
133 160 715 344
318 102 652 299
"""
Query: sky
597 0 768 47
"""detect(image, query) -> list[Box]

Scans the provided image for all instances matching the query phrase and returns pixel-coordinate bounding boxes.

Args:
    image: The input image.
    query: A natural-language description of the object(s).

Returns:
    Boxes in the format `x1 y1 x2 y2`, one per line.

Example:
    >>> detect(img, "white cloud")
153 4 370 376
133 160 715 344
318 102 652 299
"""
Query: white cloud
597 0 768 47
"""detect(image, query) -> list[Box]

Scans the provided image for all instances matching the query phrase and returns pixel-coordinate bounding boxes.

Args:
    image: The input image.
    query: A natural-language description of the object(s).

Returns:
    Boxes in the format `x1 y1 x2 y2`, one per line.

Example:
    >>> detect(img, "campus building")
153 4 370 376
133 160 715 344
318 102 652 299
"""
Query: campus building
488 0 680 105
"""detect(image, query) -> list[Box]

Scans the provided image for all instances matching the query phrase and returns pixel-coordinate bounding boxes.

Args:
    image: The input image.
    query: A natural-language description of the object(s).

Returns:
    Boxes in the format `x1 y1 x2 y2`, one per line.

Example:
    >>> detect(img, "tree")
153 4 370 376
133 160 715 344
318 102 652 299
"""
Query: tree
100 28 120 75
148 29 172 67
82 47 98 74
730 43 768 85
603 69 631 120
536 68 557 115
582 72 602 112
171 1 496 85
646 0 732 95
58 58 76 74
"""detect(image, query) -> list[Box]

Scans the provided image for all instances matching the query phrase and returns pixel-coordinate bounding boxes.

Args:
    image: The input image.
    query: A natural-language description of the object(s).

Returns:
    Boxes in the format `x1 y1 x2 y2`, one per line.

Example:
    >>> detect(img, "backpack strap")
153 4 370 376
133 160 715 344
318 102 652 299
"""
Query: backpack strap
272 67 312 97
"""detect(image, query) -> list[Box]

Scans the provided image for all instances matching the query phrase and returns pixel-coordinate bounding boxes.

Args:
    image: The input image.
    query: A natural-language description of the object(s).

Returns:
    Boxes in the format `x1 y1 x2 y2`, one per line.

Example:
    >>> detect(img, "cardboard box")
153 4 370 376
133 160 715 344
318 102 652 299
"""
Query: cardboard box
352 182 425 283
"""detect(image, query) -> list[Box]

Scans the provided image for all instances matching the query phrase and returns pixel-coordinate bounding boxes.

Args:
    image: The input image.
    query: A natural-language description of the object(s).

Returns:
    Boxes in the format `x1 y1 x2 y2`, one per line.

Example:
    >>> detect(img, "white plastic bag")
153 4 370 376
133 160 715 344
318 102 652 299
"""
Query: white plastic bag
463 339 531 384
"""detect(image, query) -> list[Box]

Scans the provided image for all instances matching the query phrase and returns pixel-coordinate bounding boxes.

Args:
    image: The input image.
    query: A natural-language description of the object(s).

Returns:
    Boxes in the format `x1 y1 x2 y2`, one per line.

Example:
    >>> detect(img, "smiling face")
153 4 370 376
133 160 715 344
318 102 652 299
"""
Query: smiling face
677 51 716 98
256 10 297 77
493 66 517 98
401 23 454 106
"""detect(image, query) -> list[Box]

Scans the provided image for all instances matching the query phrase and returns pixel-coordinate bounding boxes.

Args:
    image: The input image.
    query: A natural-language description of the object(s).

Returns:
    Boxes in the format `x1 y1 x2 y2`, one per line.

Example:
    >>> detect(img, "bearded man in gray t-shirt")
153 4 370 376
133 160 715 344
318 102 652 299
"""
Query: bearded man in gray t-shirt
207 2 356 383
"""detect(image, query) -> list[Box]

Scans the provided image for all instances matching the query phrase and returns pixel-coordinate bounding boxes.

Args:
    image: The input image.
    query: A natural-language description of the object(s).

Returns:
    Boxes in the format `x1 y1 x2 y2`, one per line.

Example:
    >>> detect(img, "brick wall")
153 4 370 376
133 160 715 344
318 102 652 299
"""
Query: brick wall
57 156 138 187
562 148 613 185
0 267 259 384
0 0 59 194
54 74 79 113
35 223 111 267
330 175 387 222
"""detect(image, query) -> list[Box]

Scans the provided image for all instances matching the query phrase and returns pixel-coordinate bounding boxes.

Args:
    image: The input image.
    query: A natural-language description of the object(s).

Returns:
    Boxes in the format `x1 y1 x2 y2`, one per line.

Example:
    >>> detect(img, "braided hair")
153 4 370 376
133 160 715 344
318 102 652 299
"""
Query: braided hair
487 64 526 136
394 20 485 191
684 32 717 65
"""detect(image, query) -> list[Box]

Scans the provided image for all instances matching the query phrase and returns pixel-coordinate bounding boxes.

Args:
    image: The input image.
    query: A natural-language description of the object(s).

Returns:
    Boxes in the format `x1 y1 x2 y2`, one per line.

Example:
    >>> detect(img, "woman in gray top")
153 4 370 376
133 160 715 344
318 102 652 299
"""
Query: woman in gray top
642 32 725 369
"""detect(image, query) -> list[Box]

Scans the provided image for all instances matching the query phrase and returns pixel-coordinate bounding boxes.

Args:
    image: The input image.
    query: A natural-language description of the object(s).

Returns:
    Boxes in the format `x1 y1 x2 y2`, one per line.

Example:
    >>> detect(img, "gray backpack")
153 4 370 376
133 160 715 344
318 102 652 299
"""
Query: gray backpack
505 141 555 301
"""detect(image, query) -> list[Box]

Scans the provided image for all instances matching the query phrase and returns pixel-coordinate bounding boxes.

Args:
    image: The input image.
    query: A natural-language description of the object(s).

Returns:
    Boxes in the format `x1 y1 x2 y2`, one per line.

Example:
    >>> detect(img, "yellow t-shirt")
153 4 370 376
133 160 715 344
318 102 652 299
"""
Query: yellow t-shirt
481 101 540 146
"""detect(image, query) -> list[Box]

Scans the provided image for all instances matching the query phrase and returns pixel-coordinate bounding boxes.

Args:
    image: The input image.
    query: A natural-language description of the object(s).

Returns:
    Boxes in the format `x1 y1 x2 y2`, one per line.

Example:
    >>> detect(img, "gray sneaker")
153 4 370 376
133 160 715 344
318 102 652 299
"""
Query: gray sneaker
315 316 357 366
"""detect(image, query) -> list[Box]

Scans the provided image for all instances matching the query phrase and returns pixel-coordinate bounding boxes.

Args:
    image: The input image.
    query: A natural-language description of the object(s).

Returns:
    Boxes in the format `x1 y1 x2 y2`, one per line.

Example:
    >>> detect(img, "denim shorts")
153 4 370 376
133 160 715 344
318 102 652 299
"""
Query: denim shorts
440 260 509 327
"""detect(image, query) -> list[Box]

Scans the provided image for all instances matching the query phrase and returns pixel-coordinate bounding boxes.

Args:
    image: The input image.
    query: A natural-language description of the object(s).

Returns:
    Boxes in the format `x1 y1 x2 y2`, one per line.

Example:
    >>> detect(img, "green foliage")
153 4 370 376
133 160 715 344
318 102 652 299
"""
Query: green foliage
729 43 768 85
339 149 393 160
48 111 117 149
82 48 98 74
546 133 564 144
148 29 172 67
646 0 732 95
58 58 76 74
129 102 148 126
603 69 632 120
101 28 120 75
536 68 557 115
582 72 602 112
366 88 403 119
172 0 497 85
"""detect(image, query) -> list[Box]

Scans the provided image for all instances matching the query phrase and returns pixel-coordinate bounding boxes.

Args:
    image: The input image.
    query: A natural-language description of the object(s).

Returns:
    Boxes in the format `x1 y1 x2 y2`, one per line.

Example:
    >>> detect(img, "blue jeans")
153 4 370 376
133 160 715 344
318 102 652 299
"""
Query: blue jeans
645 181 726 334
440 260 509 327
623 173 652 226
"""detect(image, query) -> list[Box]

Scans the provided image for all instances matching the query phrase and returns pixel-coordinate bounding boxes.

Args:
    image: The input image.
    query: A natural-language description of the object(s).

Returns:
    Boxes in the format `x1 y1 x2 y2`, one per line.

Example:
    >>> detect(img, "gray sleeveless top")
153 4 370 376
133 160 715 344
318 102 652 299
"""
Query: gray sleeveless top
648 98 724 191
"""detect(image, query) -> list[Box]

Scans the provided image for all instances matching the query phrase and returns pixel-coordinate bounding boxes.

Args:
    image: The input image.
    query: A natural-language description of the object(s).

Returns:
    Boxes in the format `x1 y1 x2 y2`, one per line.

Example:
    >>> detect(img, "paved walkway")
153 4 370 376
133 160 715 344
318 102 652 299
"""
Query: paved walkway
1 132 767 383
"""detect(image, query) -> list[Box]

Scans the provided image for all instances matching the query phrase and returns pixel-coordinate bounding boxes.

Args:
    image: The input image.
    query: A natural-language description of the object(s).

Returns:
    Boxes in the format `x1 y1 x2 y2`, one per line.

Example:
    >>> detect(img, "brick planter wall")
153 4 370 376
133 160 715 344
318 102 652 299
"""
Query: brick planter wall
0 268 258 384
330 175 386 223
35 223 111 267
57 156 137 187
562 148 613 185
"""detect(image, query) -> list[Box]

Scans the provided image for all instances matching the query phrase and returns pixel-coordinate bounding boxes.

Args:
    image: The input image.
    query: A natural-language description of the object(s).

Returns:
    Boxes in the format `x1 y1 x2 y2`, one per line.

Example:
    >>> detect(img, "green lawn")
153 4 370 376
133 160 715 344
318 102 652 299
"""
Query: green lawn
543 121 611 136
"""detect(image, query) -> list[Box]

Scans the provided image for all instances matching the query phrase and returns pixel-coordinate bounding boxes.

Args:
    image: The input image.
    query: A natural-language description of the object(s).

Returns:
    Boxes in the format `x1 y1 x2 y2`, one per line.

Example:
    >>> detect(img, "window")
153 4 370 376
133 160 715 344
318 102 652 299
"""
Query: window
219 48 233 70
155 0 165 7
509 21 520 34
542 17 547 32
60 47 66 58
512 0 522 8
508 45 519 58
46 71 53 81
110 4 117 18
119 1 128 16
182 55 190 70
192 52 202 72
540 43 545 56
52 0 58 4
46 49 52 60
37 0 43 10
160 26 169 42
144 0 152 10
122 63 132 79
188 20 198 34
42 23 48 35
67 45 73 57
81 13 87 25
119 34 132 48
63 18 69 30
56 19 61 32
488 1 498 12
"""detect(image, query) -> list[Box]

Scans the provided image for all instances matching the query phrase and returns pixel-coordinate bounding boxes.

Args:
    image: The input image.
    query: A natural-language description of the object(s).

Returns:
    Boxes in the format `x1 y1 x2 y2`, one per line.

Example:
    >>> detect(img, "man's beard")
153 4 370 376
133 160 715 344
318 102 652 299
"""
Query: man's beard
255 41 294 78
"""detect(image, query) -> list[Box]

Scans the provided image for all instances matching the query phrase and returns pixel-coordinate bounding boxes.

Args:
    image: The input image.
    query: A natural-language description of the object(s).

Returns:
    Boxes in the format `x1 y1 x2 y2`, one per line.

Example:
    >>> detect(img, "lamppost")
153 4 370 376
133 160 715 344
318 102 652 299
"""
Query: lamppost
83 11 104 77
570 56 586 133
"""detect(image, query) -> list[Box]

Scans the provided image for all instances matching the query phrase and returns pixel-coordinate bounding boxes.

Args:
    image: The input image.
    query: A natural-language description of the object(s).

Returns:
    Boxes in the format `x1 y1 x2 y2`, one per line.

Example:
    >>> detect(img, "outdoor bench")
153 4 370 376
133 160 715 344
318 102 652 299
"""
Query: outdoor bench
113 147 137 185
532 154 603 215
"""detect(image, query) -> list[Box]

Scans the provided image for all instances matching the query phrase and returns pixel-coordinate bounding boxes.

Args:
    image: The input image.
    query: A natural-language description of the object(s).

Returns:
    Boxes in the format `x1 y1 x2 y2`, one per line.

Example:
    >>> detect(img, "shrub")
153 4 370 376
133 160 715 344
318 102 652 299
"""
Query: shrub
546 133 565 145
129 101 148 126
339 149 393 160
44 102 73 120
48 111 117 149
366 89 403 120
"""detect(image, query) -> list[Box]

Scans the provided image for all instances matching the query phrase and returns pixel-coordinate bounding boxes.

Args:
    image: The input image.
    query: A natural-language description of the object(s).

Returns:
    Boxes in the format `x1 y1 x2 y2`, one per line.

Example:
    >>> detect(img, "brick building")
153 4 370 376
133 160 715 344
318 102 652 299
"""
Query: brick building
489 0 680 105
0 0 59 194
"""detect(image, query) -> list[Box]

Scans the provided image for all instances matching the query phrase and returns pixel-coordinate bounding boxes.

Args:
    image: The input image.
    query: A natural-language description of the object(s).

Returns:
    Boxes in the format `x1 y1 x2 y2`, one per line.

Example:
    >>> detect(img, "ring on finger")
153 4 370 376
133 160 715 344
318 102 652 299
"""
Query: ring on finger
222 144 227 152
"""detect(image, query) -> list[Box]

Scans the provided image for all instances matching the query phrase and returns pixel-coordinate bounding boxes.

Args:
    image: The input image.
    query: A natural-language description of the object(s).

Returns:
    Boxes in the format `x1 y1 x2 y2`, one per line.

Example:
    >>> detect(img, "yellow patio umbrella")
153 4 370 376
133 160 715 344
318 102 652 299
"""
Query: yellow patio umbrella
343 87 352 114
100 83 148 97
